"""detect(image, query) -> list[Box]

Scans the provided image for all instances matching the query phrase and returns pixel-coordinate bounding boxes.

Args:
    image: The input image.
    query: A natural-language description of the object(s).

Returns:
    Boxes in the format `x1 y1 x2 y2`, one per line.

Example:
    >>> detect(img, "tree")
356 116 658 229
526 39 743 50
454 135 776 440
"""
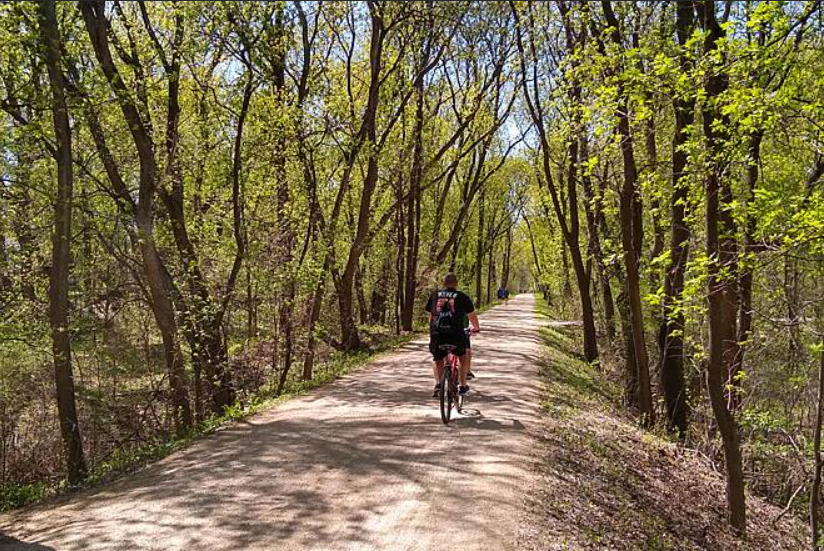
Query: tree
694 0 746 532
39 0 87 485
658 0 696 436
597 1 653 421
79 1 193 431
512 0 599 365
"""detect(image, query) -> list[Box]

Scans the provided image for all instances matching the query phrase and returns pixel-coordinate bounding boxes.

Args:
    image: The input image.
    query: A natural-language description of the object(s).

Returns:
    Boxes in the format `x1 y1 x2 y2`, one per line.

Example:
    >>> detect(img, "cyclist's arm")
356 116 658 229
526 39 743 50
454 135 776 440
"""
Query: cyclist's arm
468 312 480 332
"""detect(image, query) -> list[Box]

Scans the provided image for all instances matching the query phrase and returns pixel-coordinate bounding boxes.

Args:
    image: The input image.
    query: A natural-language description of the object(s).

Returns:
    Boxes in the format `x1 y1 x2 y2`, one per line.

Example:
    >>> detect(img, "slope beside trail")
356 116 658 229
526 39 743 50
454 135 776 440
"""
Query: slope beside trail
0 294 544 551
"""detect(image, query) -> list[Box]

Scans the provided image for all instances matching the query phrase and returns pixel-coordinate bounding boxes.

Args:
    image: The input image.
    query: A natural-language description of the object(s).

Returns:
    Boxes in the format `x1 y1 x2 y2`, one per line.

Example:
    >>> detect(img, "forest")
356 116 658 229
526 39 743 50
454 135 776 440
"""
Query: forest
0 0 823 546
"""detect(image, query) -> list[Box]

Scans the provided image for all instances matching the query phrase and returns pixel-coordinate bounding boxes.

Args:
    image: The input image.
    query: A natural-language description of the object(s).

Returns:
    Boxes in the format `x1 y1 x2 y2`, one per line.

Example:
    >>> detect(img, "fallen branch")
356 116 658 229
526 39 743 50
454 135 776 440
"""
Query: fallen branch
772 483 805 525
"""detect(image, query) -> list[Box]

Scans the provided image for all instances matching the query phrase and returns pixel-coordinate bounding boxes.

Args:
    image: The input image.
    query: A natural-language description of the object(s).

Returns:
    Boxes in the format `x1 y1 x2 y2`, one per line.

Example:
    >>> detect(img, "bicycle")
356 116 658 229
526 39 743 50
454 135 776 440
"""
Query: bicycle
438 343 462 425
438 328 475 425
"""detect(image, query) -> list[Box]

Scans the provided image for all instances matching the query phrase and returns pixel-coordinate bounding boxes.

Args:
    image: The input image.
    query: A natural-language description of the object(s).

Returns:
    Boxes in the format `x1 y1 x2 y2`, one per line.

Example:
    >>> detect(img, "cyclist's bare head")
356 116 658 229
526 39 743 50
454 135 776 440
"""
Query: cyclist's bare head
443 272 458 288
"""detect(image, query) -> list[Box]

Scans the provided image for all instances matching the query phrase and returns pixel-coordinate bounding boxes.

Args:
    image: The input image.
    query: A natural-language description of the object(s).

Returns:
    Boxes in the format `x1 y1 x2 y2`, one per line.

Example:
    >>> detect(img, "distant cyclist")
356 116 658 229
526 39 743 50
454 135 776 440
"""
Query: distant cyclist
425 273 480 398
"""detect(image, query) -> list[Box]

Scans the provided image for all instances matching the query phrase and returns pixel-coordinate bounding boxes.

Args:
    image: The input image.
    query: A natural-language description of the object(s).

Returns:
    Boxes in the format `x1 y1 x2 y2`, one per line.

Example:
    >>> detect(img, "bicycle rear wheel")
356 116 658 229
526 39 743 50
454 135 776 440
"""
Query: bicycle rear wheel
452 365 464 413
439 361 453 425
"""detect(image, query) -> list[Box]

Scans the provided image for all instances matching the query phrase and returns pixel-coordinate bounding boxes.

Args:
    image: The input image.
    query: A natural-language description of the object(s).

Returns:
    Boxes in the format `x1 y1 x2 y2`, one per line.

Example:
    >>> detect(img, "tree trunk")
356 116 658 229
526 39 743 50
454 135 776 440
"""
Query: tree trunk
731 130 763 410
335 7 386 350
486 235 495 305
502 227 512 290
0 231 9 295
581 136 616 344
616 103 652 423
151 7 236 415
337 282 361 350
246 267 257 341
696 0 746 533
476 188 485 306
564 96 599 364
602 1 653 423
659 1 695 435
400 39 428 331
40 0 87 485
396 169 406 335
270 4 296 395
303 277 325 381
617 276 639 408
275 286 295 396
371 255 391 324
355 265 368 326
812 316 824 550
560 230 572 300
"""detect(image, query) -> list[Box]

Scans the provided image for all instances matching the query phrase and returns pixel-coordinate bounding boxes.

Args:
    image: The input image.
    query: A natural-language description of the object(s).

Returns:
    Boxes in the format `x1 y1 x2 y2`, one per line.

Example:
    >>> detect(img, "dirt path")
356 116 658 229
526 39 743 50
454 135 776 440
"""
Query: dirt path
1 294 544 551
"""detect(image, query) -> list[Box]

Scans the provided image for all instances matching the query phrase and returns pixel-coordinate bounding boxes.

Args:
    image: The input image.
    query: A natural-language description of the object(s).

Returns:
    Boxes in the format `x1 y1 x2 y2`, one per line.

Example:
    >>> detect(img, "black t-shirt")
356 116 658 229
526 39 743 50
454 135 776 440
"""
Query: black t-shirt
425 288 475 320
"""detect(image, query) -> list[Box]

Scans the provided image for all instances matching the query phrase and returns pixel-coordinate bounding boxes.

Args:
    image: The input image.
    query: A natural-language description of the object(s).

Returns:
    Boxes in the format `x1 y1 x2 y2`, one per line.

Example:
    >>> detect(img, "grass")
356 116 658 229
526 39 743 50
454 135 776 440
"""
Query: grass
0 330 419 512
536 310 620 420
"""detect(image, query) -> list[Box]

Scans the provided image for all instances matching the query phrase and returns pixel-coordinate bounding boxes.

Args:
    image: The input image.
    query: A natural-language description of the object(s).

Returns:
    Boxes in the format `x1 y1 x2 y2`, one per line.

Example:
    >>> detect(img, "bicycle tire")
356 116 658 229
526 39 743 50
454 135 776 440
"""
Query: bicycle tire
452 364 464 413
439 361 452 424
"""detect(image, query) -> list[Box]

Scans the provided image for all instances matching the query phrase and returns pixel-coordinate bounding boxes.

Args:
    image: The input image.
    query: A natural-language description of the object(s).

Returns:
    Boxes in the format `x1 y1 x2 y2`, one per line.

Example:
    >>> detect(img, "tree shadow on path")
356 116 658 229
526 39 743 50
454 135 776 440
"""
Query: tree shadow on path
0 535 56 550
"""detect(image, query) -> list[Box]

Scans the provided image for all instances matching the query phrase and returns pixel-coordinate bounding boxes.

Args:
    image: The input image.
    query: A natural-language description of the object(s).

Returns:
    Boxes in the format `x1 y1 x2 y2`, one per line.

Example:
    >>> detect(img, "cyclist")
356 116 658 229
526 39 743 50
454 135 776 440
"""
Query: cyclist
497 285 510 305
425 273 480 398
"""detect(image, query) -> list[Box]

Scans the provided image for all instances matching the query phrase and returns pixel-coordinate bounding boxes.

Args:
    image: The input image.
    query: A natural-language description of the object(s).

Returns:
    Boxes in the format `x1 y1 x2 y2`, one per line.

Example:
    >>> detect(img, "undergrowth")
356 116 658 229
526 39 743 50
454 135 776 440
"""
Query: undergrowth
0 331 418 512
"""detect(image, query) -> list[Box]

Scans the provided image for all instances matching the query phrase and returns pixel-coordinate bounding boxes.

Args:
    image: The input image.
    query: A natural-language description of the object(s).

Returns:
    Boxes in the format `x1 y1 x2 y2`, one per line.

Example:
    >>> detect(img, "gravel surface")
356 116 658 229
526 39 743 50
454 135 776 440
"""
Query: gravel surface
0 294 543 551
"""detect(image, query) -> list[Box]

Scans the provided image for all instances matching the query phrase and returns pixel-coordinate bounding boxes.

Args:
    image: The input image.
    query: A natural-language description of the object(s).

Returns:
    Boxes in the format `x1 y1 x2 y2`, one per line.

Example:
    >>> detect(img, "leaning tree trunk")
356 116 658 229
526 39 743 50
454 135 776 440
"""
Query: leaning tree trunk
511 1 599 364
40 0 87 485
79 2 193 433
335 7 386 351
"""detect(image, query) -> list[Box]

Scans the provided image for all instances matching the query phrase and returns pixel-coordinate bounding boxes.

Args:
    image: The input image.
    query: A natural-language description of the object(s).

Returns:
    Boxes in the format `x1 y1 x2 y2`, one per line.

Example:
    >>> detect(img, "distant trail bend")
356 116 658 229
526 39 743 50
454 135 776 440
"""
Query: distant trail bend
1 293 545 551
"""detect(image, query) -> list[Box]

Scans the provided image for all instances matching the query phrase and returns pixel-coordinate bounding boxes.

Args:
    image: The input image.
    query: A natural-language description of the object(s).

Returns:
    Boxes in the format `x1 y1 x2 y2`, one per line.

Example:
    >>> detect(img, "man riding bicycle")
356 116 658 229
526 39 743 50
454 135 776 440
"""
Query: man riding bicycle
425 273 480 398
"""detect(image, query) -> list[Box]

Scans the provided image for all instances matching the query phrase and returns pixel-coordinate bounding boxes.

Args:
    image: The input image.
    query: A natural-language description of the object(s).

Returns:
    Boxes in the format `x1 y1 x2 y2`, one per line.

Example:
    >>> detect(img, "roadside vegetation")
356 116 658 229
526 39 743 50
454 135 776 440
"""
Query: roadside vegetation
523 313 806 550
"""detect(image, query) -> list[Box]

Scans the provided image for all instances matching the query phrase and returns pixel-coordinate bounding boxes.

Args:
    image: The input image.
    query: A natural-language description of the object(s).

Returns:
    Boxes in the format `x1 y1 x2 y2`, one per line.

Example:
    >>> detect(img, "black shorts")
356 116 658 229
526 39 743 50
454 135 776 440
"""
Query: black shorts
429 334 467 361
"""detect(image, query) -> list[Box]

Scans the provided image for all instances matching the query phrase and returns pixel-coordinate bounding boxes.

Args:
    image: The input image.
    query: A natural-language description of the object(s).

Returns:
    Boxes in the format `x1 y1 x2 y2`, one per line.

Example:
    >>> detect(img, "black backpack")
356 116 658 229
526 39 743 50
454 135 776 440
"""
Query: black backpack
431 290 461 337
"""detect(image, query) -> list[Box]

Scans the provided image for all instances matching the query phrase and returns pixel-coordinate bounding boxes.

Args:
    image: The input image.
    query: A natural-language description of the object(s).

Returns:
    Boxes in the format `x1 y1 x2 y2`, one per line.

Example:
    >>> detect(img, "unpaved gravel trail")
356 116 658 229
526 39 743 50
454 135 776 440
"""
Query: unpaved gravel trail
1 293 544 551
